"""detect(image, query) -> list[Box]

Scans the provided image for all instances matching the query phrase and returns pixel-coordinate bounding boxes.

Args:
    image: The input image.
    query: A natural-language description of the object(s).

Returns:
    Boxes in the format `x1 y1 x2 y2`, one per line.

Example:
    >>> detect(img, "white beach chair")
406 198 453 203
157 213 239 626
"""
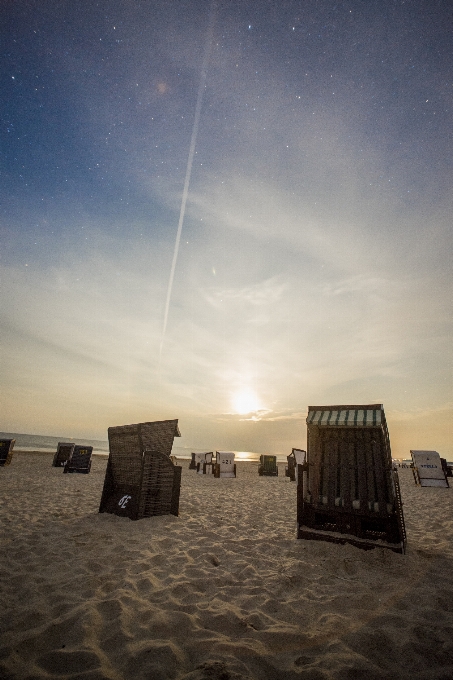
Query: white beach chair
410 450 449 488
214 451 236 478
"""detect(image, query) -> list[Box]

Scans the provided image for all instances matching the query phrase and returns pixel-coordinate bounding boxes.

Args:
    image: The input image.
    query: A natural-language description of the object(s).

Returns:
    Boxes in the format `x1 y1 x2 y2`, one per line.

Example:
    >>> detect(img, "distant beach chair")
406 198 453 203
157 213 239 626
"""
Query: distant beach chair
63 445 93 474
189 452 198 470
258 454 278 476
214 451 236 478
195 452 214 475
411 450 449 488
99 419 182 519
285 448 306 481
297 404 406 553
0 439 15 467
52 442 75 467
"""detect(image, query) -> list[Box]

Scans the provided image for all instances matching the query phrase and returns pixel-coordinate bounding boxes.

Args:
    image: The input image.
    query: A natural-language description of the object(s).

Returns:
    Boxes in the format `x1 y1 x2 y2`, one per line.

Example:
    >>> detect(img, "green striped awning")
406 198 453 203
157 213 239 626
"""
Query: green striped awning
307 406 383 427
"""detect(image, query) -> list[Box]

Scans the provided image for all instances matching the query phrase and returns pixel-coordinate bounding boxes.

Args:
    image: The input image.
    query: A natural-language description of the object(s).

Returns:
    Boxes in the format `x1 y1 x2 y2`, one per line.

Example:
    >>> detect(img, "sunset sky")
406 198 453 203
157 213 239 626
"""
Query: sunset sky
2 0 452 457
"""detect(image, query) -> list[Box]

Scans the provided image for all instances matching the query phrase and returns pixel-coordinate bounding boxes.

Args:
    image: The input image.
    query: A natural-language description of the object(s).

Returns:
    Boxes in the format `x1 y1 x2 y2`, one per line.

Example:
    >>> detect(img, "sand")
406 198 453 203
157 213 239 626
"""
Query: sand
0 452 452 680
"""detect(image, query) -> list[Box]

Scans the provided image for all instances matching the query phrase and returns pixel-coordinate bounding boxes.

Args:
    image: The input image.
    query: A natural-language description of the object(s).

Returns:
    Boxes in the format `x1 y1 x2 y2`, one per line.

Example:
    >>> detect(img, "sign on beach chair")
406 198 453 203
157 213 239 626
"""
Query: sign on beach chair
258 454 278 476
410 450 449 488
52 442 75 467
0 439 15 467
214 451 236 478
285 448 306 481
99 419 182 520
297 404 406 553
63 445 93 474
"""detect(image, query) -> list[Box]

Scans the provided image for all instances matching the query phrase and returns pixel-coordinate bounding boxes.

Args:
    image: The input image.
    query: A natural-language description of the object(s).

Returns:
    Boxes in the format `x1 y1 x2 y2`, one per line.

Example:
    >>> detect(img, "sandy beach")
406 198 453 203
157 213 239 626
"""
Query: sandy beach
1 452 452 680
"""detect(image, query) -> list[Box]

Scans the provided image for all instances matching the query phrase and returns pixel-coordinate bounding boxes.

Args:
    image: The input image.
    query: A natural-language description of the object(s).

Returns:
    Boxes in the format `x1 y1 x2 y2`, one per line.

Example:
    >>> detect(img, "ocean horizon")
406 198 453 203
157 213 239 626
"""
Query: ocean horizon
0 432 289 462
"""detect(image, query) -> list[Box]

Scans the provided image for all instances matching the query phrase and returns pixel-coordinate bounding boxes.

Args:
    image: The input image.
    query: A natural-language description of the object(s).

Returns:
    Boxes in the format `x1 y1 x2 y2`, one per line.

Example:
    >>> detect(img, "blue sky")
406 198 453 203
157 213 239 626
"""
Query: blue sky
1 0 452 456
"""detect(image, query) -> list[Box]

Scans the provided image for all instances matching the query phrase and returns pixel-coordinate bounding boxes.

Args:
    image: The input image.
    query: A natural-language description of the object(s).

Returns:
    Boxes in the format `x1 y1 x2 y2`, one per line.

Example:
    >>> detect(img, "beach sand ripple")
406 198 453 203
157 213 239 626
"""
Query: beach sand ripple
1 453 452 679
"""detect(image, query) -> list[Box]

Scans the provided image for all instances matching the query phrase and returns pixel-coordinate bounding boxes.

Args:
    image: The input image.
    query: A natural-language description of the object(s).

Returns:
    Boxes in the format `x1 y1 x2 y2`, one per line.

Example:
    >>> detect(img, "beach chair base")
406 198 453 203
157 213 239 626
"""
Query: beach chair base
297 525 405 554
64 464 92 474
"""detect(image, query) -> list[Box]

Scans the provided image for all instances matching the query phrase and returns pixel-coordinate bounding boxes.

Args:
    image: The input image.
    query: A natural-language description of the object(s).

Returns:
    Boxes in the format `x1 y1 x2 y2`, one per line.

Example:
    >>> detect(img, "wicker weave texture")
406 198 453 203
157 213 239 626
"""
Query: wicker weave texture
53 443 74 467
65 445 93 472
0 439 15 466
139 420 180 457
139 451 179 517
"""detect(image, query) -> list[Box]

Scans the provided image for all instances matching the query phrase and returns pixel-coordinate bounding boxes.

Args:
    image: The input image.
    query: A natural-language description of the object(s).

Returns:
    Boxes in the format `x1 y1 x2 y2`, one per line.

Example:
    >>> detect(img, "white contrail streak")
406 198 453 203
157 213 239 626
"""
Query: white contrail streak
159 4 216 367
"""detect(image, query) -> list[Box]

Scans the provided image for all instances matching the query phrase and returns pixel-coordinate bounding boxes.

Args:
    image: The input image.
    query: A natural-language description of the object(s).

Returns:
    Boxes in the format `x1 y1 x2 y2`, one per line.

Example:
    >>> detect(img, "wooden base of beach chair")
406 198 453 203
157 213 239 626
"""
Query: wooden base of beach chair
297 525 405 554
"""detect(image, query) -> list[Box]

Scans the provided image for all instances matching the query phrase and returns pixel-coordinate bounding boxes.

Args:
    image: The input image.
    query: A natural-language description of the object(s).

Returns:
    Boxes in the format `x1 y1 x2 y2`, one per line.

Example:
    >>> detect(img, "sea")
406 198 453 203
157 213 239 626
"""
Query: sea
0 432 283 462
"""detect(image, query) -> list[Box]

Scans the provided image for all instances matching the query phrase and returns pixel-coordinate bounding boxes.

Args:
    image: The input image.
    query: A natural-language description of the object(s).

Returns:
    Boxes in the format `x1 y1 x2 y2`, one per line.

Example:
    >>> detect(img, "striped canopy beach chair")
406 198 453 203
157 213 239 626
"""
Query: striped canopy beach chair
258 454 278 476
297 404 406 553
0 439 15 467
63 445 93 474
99 419 182 520
52 442 75 467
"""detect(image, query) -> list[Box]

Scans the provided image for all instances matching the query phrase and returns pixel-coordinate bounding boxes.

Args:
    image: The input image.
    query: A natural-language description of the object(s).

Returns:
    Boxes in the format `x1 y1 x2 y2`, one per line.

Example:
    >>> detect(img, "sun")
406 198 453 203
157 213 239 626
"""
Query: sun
232 389 261 414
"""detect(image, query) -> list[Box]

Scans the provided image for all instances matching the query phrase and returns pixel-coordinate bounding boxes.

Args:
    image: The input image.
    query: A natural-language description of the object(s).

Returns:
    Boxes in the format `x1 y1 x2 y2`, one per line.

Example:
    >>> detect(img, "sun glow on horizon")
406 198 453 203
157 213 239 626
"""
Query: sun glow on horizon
232 389 262 415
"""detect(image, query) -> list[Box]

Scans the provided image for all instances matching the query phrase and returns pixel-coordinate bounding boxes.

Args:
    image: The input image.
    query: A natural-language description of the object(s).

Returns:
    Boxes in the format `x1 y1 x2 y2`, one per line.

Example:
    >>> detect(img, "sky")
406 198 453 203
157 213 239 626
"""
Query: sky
1 0 452 457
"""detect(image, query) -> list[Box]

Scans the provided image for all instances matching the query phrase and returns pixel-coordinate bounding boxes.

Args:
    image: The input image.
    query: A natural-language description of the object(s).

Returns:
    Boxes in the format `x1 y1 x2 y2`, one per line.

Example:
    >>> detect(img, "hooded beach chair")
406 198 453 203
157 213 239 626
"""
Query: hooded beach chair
214 451 236 478
63 445 93 474
189 453 198 470
285 448 306 481
195 452 214 475
297 405 406 553
99 419 182 519
258 454 278 476
410 450 449 488
0 439 15 467
52 442 75 467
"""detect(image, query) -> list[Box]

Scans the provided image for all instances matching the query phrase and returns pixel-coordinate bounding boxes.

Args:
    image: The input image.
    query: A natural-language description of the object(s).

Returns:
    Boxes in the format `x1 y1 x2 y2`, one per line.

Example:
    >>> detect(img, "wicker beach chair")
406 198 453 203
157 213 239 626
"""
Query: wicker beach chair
297 405 406 553
258 454 278 476
214 451 236 478
195 452 214 474
63 445 93 474
52 442 75 467
99 419 182 520
0 439 15 467
285 448 306 481
410 450 449 488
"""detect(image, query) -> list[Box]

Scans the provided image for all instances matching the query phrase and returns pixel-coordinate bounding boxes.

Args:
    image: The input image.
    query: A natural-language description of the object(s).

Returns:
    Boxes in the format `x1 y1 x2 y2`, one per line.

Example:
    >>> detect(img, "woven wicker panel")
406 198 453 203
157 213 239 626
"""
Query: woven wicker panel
139 451 178 517
53 443 75 467
0 439 15 466
67 445 93 471
107 424 143 487
138 420 180 457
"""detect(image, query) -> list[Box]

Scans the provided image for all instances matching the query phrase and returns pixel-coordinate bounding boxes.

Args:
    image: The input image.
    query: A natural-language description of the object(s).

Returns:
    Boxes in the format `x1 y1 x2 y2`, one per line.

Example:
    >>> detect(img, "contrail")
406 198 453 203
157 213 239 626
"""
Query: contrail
159 3 216 366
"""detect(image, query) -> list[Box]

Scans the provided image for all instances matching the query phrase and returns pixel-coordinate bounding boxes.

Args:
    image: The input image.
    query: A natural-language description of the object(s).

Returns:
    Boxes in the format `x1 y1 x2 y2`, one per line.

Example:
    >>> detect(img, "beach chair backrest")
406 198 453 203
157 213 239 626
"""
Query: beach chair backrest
293 449 306 465
52 442 75 467
259 454 278 476
410 450 449 488
215 451 236 477
64 445 93 473
0 439 15 466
